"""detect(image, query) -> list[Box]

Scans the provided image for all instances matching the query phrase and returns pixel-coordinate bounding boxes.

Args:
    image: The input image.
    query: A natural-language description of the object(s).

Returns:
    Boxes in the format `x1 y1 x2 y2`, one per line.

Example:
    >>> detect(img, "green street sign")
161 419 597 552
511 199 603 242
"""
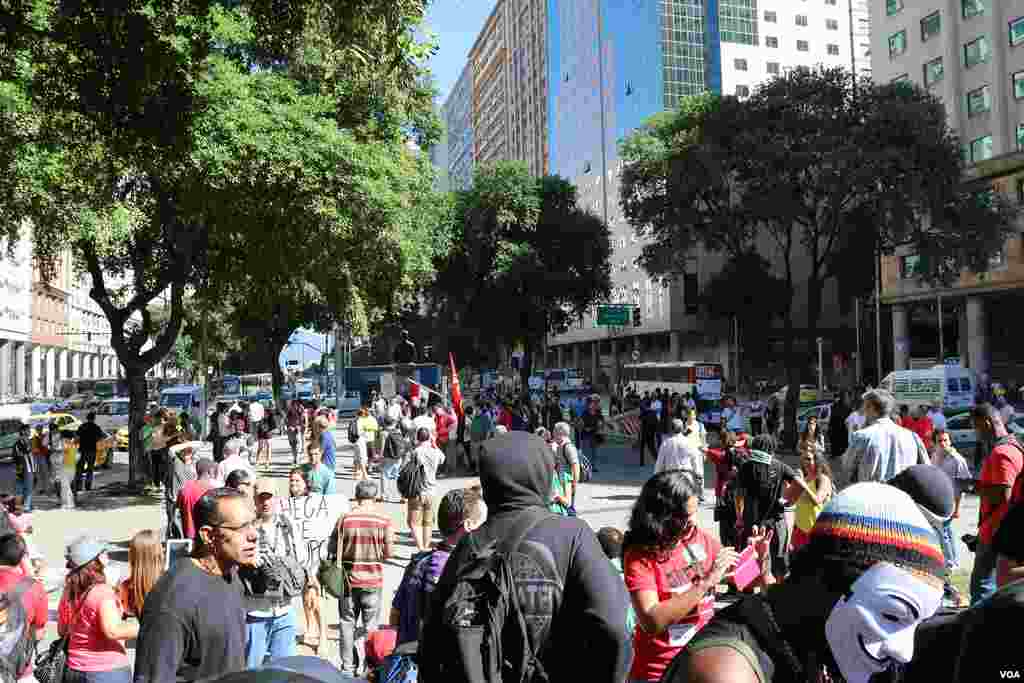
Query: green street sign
597 304 631 326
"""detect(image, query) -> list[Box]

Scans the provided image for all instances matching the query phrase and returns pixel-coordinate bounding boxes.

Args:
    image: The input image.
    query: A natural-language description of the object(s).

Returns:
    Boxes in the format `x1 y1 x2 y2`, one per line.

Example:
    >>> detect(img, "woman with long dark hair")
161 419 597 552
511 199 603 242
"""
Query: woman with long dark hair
622 471 739 682
58 537 138 683
784 446 833 552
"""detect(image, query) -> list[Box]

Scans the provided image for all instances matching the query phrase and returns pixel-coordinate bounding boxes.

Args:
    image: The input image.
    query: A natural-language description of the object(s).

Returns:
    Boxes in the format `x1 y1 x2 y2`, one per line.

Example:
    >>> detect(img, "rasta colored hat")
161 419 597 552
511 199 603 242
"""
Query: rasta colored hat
807 482 946 588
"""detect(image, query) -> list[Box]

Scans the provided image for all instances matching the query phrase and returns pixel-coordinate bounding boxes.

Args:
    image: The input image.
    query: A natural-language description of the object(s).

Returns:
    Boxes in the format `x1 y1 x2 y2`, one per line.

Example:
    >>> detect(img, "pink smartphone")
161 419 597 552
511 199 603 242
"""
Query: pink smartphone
731 545 760 591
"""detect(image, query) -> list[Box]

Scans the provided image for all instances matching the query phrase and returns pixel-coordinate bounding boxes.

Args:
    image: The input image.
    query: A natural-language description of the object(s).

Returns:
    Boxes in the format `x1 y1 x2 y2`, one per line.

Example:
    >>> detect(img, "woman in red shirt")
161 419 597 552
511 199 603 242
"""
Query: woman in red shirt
58 537 139 683
908 405 935 452
623 471 740 682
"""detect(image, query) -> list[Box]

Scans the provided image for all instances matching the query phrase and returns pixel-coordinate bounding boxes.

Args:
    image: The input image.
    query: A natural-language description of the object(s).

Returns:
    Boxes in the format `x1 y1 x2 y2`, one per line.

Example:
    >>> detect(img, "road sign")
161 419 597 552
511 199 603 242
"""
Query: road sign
597 304 631 326
631 349 640 361
286 359 299 367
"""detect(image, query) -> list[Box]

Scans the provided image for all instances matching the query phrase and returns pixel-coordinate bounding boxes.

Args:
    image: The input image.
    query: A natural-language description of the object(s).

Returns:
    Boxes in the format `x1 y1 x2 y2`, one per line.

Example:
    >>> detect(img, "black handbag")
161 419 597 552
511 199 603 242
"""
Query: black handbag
36 587 94 683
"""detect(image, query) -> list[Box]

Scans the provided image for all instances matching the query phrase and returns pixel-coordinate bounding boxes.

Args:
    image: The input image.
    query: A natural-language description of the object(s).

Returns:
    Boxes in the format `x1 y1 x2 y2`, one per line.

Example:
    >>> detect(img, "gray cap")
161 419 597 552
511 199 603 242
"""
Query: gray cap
66 536 110 571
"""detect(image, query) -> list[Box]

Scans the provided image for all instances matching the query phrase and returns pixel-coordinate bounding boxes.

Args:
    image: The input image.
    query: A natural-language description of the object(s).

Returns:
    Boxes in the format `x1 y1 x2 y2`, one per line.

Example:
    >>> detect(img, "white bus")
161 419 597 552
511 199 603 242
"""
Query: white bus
622 362 724 400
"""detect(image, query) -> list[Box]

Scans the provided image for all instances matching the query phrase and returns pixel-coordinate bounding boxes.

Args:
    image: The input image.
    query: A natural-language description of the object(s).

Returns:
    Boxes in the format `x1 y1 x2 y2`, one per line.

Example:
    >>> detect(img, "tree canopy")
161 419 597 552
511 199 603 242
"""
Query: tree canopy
433 162 612 388
0 0 443 479
620 66 1018 442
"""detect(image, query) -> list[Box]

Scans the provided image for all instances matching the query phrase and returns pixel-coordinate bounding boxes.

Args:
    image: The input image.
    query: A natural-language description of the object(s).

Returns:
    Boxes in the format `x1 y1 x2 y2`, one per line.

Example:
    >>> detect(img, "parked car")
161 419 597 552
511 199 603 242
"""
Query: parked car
67 393 93 410
94 399 131 435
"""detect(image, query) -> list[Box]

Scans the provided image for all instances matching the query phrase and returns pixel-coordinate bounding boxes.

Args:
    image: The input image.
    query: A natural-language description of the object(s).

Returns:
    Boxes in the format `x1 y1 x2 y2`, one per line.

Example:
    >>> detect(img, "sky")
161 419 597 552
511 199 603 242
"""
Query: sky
424 0 500 103
278 329 333 370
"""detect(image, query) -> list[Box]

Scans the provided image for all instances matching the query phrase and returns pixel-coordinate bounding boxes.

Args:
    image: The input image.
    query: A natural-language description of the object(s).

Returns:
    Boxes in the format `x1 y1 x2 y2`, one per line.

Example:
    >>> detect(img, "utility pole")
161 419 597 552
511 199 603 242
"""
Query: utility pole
875 247 882 385
334 323 344 399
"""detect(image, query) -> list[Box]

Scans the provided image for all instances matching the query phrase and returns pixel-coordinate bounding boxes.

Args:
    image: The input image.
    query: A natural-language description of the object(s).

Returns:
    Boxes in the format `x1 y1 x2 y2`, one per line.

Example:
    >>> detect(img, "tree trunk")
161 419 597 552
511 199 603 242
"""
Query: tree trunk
126 368 150 485
270 352 286 413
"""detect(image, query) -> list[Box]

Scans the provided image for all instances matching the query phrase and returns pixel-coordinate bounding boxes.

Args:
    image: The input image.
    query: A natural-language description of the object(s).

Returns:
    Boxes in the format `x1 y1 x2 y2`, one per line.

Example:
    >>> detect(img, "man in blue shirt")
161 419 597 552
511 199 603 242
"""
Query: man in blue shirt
316 416 337 471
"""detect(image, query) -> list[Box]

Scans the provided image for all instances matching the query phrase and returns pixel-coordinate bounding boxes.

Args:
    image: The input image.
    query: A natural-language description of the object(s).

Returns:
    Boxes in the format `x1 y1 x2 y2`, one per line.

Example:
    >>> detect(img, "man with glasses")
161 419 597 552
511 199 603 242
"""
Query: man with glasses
134 488 258 683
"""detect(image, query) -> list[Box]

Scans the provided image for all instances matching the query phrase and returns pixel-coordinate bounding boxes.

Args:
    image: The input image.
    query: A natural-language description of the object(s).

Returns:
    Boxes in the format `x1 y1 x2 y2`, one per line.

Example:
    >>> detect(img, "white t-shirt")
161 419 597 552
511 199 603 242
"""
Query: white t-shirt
413 443 445 497
412 415 436 439
249 402 265 423
846 411 866 432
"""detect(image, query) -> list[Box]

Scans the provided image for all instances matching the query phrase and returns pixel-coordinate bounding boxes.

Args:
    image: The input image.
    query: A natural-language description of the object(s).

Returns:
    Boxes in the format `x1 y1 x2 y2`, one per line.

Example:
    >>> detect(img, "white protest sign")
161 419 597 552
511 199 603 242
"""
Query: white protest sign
278 493 350 566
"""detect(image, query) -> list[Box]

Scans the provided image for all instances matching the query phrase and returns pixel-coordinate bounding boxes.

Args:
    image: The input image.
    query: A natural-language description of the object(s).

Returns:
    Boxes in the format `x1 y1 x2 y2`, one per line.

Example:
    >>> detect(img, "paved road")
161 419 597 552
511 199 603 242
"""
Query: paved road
26 426 982 666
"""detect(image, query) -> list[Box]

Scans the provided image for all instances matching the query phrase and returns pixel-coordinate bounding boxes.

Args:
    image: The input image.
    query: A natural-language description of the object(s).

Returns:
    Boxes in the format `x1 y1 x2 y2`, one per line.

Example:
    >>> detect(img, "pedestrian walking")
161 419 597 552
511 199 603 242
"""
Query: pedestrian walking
286 469 325 655
328 480 393 676
930 430 972 572
73 413 107 494
285 400 304 465
13 424 33 513
839 389 930 486
784 445 833 551
654 419 703 485
407 428 444 552
577 395 607 473
165 441 199 539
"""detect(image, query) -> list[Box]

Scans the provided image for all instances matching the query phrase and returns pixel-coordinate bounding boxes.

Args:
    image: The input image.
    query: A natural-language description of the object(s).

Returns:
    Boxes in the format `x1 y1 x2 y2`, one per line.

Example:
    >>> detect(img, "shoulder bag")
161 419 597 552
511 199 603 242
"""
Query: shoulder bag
35 587 95 683
317 514 350 599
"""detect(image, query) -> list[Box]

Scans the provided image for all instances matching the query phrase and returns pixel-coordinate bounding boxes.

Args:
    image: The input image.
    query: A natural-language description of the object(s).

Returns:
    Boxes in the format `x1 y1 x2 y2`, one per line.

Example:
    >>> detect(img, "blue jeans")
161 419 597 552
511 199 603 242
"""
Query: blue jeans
970 541 998 605
16 471 33 511
64 667 132 683
580 433 599 470
938 519 958 569
246 608 297 668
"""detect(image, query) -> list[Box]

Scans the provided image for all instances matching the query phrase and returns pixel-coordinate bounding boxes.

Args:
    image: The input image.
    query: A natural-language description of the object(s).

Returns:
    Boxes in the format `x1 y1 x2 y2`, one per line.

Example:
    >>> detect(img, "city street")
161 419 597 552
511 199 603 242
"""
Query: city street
27 422 983 664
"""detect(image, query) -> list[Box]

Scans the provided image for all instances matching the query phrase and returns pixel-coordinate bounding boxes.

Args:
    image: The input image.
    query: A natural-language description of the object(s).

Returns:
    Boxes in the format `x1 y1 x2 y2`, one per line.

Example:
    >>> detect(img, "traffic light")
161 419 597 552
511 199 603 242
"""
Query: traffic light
632 305 641 327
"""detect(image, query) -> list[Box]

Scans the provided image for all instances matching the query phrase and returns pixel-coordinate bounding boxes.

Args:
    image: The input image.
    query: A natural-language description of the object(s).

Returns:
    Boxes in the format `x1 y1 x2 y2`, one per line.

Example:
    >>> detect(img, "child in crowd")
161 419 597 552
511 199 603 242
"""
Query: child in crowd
596 526 636 640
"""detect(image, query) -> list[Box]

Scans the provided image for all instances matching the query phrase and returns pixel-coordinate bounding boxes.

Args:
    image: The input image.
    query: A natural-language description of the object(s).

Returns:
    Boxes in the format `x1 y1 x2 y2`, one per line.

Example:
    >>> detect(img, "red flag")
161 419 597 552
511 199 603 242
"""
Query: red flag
449 352 464 418
409 379 420 403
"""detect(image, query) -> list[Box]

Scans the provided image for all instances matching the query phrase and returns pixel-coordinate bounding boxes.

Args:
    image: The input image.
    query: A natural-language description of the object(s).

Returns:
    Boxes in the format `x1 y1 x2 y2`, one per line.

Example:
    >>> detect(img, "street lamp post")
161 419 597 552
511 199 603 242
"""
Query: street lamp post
817 337 824 393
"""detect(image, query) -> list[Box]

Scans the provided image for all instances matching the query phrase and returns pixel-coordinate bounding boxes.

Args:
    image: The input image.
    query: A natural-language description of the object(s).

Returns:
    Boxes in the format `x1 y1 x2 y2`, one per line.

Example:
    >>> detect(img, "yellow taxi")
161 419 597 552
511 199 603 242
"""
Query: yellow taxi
28 413 118 467
117 427 129 450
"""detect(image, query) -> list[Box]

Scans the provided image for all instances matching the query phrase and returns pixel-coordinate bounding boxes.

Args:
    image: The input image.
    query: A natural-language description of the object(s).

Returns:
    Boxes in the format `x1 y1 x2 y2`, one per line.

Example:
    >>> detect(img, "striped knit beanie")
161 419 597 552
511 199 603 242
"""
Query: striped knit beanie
807 482 946 588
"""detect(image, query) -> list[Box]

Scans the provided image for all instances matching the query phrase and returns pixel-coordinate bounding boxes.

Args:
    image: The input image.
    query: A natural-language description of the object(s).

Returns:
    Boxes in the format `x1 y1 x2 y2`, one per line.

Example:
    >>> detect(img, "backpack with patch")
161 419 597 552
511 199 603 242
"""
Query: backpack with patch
347 419 360 444
438 508 564 683
378 641 420 683
0 578 37 683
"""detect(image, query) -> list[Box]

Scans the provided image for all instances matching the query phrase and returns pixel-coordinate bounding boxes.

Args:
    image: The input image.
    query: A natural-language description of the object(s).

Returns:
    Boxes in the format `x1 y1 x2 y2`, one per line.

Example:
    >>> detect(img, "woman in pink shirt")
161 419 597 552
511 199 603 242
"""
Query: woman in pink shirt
58 537 138 683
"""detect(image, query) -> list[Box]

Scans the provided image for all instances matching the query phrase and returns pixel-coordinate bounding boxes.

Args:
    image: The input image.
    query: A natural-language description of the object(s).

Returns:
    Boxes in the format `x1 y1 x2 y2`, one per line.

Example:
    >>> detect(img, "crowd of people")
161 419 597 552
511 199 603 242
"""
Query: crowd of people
4 383 1024 683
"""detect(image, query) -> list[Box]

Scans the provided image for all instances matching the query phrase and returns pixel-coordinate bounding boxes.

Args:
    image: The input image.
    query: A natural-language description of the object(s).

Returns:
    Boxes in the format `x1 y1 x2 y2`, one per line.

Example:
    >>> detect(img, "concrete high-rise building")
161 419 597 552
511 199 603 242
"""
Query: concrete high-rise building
872 0 1024 382
544 0 865 388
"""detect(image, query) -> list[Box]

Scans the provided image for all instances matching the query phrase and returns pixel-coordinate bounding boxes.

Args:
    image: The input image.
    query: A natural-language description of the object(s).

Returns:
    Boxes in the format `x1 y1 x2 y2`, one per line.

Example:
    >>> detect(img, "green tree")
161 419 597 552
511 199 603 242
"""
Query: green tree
621 67 1017 444
0 0 439 481
434 162 613 391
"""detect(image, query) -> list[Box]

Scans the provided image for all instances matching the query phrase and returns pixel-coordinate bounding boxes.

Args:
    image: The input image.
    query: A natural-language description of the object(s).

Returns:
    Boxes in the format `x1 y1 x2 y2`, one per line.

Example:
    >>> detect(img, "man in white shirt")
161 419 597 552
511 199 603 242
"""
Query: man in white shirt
412 405 436 442
408 427 445 551
927 400 947 433
552 422 580 502
387 398 402 424
840 389 929 486
373 393 389 421
846 408 866 434
655 419 704 488
217 438 254 485
248 400 265 439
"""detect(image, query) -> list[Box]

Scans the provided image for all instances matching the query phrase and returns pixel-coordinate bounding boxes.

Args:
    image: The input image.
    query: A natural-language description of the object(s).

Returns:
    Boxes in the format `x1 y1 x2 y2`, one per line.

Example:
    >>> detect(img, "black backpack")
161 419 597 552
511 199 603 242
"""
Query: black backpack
437 508 564 683
382 430 410 462
397 454 427 499
0 578 37 683
347 419 360 444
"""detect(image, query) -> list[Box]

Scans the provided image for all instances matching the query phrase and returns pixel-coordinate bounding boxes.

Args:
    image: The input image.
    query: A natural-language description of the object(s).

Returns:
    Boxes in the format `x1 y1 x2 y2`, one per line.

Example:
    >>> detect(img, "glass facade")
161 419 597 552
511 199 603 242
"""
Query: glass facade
718 0 758 46
661 0 713 109
445 65 475 191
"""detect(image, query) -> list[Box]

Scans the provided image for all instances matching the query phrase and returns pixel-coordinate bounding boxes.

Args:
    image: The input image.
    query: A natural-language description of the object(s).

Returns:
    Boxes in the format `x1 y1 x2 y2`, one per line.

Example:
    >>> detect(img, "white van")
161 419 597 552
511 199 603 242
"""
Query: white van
160 385 208 439
880 365 976 415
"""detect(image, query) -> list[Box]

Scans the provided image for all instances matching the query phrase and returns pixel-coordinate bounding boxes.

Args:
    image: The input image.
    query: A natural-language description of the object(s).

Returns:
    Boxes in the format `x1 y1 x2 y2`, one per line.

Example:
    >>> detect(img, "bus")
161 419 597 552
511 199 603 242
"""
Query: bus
623 362 724 399
240 373 273 397
209 372 274 402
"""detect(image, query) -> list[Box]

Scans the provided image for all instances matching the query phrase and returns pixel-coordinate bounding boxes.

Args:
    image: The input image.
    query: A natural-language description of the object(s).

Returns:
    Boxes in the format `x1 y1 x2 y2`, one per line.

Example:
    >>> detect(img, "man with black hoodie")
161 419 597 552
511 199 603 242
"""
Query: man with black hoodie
419 431 631 683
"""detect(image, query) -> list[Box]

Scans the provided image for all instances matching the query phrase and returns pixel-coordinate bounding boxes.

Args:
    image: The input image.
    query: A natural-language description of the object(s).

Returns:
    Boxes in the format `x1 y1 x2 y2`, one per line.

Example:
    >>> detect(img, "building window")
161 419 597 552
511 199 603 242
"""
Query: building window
735 58 748 71
1015 123 1024 152
900 254 922 279
967 85 992 117
826 19 839 30
1012 17 1024 46
924 57 944 86
962 0 985 20
797 40 809 52
767 61 780 74
766 36 779 48
887 0 903 16
736 85 750 97
1014 71 1024 99
969 135 994 163
796 15 808 27
964 36 990 67
889 30 907 58
764 10 777 22
827 44 840 56
921 11 941 41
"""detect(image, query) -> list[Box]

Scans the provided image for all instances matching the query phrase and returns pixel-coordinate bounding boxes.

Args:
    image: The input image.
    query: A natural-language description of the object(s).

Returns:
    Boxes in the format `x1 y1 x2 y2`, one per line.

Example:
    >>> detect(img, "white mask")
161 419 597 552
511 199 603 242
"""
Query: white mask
824 563 942 683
